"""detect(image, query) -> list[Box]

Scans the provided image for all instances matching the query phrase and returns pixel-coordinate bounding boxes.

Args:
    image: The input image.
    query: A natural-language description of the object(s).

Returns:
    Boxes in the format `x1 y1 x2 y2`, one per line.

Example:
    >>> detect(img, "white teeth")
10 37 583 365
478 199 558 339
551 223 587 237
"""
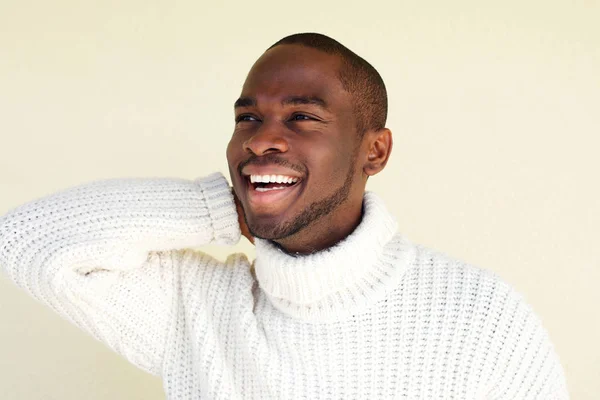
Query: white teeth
249 174 300 184
256 186 288 192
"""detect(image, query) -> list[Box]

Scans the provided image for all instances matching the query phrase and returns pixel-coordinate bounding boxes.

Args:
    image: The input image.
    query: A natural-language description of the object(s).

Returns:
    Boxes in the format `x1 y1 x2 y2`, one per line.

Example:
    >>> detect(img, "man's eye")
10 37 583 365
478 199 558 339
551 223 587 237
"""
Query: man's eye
291 114 312 121
235 115 258 123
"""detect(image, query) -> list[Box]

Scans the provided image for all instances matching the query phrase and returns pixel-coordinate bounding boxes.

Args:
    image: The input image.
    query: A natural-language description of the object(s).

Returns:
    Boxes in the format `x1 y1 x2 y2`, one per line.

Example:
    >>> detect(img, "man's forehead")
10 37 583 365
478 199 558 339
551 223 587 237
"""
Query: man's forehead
244 46 341 85
239 46 346 105
253 44 340 71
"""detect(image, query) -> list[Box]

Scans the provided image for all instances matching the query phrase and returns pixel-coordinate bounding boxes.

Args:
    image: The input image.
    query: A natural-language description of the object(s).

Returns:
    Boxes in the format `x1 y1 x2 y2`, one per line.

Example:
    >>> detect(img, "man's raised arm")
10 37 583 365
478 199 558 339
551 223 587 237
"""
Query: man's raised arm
0 172 240 374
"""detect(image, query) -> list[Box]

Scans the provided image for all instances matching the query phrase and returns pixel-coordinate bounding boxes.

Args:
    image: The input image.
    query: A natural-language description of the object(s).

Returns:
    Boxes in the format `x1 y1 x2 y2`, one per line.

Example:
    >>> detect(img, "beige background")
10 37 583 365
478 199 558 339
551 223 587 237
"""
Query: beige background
0 0 598 399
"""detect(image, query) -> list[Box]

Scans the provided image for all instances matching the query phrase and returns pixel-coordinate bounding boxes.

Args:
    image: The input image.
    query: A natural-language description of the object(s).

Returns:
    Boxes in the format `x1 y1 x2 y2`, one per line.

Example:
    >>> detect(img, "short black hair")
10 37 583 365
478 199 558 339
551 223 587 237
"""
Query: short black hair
268 32 388 137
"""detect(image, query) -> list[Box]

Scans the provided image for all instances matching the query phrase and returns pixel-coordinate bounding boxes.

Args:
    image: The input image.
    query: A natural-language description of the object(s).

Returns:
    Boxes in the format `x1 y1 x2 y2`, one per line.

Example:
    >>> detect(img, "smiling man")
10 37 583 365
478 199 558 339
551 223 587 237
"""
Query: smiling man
228 36 391 254
0 33 568 399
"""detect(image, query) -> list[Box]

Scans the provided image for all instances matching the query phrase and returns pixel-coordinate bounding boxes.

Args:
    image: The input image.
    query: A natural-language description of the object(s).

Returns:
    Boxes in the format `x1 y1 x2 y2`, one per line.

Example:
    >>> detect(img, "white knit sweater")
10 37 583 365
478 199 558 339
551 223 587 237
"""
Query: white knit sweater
0 173 569 399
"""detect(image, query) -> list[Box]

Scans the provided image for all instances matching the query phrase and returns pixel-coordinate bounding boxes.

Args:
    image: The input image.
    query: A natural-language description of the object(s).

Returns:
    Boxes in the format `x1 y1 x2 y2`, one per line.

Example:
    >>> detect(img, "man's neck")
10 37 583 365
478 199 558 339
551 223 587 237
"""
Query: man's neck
252 192 402 321
273 201 364 255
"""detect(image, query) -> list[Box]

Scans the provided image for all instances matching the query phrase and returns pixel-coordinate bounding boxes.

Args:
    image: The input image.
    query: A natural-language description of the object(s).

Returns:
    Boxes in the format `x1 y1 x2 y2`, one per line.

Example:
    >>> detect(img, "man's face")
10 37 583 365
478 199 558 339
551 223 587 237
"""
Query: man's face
226 44 366 242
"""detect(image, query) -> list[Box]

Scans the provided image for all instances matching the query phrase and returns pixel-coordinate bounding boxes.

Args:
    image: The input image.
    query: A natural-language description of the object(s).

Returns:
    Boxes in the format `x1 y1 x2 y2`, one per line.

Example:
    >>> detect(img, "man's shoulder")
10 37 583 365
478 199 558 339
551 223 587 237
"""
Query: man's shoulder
398 240 524 310
392 240 548 343
391 241 568 398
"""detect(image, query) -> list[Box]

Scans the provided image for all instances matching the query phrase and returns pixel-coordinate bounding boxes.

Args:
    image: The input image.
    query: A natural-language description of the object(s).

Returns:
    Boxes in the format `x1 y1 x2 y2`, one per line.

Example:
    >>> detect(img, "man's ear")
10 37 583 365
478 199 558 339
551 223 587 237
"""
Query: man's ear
363 128 393 177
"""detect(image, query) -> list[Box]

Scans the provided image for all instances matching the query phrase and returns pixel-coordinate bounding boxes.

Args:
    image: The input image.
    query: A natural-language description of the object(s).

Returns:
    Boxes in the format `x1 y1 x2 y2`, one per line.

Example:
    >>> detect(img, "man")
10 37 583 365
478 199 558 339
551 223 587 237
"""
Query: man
0 33 568 399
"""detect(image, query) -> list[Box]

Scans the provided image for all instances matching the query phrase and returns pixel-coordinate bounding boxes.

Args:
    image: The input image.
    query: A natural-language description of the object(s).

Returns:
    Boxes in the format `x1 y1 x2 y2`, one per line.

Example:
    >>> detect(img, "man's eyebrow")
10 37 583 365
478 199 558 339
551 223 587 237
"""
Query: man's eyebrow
234 95 329 110
282 96 329 110
234 97 256 108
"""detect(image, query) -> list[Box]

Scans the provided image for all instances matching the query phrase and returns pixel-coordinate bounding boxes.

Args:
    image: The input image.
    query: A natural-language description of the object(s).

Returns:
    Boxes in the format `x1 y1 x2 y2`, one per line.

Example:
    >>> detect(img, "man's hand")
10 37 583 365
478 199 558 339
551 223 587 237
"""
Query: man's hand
233 189 254 244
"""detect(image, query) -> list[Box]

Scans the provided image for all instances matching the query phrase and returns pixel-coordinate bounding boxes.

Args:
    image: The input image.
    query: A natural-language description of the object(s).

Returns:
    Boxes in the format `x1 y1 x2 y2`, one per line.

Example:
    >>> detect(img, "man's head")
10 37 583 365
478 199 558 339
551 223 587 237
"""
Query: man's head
226 33 393 253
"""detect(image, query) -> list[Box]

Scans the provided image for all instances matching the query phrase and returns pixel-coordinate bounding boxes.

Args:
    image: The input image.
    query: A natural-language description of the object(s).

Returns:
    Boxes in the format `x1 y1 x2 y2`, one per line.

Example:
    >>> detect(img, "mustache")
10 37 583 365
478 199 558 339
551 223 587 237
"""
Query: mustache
238 154 306 176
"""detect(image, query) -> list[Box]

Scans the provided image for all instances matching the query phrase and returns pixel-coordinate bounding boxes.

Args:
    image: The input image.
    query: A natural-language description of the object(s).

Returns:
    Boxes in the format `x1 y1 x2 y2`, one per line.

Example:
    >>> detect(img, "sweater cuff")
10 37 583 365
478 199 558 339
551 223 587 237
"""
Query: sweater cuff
194 172 241 245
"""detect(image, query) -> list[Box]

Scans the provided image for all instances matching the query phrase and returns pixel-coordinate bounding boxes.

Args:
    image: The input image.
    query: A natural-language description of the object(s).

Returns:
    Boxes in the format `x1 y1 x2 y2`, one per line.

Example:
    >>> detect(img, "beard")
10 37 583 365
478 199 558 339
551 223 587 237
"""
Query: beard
246 161 356 242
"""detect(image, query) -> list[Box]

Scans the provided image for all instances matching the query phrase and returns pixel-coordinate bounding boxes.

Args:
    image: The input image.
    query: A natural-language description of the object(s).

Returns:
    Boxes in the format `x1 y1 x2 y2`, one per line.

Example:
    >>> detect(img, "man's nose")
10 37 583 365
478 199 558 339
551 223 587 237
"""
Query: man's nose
243 120 289 156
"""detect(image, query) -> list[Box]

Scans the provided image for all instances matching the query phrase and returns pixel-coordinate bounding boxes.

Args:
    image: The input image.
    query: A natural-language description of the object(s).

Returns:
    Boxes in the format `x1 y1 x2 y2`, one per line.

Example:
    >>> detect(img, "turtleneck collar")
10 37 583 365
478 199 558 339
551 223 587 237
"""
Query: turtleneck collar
253 192 416 322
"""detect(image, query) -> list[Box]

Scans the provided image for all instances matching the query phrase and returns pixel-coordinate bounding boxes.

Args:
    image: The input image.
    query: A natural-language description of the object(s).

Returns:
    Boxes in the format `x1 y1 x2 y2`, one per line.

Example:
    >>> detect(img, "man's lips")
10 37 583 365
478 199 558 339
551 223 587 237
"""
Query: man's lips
245 178 302 208
239 170 303 210
241 165 303 180
238 162 306 211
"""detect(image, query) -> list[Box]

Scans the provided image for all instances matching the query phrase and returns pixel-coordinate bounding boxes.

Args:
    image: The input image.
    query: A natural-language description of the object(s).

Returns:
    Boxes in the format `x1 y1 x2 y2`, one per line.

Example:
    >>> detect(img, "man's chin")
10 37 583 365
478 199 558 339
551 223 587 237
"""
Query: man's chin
247 216 294 241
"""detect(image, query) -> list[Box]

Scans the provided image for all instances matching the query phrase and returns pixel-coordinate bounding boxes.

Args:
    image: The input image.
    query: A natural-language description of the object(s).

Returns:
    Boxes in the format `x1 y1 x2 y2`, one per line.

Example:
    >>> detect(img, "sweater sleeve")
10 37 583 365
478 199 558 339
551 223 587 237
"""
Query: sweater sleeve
487 283 570 400
0 172 240 375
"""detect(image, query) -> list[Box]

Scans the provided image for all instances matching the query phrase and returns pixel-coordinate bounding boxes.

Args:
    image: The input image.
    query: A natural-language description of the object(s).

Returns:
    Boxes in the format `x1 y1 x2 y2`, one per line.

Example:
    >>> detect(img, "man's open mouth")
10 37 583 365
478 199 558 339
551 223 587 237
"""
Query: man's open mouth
248 174 301 192
242 173 304 208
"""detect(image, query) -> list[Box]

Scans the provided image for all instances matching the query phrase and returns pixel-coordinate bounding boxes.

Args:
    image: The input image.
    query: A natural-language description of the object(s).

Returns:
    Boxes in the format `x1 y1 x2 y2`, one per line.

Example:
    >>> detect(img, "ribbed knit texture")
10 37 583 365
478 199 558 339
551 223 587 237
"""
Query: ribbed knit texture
0 173 569 399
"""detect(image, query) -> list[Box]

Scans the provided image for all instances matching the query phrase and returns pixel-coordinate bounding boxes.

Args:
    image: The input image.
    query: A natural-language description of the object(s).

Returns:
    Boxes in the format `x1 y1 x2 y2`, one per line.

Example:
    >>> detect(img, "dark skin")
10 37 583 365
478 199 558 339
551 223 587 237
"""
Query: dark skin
227 44 392 254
